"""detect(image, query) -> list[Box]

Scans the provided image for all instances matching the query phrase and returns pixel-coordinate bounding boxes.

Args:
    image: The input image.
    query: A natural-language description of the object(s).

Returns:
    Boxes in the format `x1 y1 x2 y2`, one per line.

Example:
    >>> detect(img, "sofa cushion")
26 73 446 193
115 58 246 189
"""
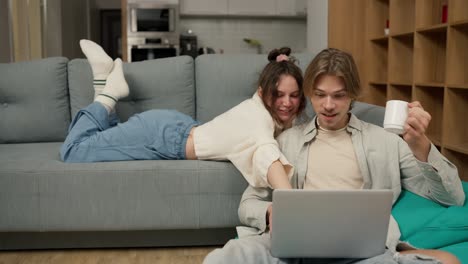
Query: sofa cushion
195 53 315 123
350 101 385 127
439 242 468 262
0 142 247 231
68 56 196 122
392 182 468 249
0 57 70 143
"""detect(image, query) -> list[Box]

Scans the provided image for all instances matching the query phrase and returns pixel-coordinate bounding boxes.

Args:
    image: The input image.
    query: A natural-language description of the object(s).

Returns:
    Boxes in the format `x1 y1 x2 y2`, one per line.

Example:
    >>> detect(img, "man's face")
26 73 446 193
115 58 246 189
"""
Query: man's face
310 75 352 130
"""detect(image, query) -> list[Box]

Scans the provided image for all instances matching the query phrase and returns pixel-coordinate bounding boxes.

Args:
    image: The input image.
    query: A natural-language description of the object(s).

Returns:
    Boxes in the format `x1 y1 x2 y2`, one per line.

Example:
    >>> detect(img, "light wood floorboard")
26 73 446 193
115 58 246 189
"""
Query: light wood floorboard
0 246 220 264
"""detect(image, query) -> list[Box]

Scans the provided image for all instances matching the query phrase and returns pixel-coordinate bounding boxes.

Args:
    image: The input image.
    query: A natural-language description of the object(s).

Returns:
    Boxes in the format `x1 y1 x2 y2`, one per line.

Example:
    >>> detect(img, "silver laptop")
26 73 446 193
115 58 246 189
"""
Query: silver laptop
271 189 393 258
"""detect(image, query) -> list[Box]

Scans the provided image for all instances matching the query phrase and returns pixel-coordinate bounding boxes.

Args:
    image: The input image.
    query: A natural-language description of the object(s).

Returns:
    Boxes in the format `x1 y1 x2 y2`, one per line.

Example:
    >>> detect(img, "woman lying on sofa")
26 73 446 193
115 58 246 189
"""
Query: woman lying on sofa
60 40 304 189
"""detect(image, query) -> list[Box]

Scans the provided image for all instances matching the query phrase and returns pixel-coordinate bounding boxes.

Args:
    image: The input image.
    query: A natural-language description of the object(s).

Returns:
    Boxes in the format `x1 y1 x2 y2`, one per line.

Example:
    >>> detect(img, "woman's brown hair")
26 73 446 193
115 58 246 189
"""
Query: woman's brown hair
258 47 306 125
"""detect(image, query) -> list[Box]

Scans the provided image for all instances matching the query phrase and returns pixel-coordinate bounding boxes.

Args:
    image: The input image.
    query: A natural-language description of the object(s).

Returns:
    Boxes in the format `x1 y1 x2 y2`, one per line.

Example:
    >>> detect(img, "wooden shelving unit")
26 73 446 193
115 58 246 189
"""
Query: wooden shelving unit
329 0 468 181
389 34 413 84
414 28 447 85
413 85 444 147
360 0 468 181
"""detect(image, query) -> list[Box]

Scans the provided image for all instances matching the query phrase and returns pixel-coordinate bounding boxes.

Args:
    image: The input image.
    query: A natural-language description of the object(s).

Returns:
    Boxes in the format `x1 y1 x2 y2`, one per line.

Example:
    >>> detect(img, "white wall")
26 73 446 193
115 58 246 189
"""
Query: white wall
307 0 328 54
180 18 307 54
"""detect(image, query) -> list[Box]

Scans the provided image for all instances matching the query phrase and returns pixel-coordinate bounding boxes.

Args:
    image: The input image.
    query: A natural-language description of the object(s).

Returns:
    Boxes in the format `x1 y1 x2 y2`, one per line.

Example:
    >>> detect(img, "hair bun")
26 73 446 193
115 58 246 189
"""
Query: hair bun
267 47 292 62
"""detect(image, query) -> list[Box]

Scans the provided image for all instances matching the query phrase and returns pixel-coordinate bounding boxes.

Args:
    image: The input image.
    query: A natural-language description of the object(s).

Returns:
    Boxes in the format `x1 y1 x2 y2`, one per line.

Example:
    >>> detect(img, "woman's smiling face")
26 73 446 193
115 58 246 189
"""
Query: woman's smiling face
270 74 301 126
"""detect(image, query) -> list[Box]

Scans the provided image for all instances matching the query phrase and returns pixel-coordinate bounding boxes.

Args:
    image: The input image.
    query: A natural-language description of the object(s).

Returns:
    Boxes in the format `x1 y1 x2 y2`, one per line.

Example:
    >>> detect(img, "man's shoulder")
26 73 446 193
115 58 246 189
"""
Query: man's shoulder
278 122 308 142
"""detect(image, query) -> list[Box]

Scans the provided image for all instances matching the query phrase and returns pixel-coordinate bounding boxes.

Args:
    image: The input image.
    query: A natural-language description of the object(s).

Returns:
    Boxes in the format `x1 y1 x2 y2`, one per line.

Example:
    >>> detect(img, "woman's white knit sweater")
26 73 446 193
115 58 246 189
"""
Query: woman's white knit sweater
193 92 293 187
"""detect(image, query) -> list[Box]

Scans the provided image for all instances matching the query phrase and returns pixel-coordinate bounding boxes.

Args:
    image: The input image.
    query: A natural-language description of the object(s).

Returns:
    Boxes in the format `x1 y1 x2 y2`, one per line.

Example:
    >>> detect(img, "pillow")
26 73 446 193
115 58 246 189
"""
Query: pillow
68 56 196 123
439 242 468 262
392 181 468 249
0 57 70 143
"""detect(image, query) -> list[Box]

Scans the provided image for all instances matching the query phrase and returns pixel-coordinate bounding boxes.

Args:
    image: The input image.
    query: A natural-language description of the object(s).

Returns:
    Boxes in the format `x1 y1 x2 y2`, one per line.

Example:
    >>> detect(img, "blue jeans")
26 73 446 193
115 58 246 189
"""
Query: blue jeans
60 102 198 162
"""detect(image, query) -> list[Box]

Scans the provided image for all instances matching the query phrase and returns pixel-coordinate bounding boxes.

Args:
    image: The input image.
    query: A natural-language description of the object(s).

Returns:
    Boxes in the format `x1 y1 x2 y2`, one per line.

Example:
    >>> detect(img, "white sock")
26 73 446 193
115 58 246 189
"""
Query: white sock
79 39 114 98
95 58 129 111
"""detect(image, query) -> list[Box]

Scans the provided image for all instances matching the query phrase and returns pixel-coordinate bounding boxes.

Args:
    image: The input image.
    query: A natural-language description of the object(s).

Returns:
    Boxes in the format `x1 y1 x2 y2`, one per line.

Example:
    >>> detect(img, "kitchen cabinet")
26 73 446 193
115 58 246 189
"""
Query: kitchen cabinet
277 0 306 16
228 0 275 16
180 0 306 17
180 0 228 15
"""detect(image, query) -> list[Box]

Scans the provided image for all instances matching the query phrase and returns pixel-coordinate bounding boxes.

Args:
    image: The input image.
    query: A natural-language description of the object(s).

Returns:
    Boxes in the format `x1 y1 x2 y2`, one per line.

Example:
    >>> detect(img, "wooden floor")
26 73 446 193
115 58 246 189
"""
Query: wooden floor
0 246 220 264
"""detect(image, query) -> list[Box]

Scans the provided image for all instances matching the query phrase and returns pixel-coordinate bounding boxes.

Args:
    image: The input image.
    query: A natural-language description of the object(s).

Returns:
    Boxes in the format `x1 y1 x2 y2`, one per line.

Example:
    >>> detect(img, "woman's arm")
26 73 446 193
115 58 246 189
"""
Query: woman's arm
267 160 293 189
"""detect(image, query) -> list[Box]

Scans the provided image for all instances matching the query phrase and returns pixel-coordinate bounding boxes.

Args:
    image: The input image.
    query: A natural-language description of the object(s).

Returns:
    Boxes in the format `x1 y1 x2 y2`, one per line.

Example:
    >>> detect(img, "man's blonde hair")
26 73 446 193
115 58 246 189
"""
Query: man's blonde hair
303 48 361 100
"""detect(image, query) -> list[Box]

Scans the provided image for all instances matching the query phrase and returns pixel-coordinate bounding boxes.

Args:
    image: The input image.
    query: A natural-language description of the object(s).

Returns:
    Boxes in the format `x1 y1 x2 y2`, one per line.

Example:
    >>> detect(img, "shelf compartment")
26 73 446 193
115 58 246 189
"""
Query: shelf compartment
390 32 414 38
389 35 414 84
368 40 388 83
389 0 415 34
389 82 412 86
368 0 389 39
416 24 448 34
388 84 412 102
443 88 468 154
414 82 445 88
450 20 468 27
366 83 387 107
449 0 468 23
442 149 468 181
414 30 447 84
446 84 468 90
414 85 444 145
370 36 389 43
415 0 448 28
446 24 468 87
369 81 387 86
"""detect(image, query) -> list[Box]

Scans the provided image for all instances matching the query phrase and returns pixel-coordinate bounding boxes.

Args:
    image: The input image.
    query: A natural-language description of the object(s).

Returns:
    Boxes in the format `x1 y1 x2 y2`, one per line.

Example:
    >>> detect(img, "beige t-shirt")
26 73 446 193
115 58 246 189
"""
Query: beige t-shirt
304 125 363 190
194 93 293 188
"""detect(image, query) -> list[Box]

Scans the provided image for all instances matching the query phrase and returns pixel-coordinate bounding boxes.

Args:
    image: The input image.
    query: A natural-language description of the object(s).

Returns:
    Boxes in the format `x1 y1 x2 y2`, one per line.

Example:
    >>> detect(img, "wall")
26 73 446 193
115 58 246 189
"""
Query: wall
0 0 11 62
180 18 307 54
60 0 90 59
307 0 328 54
94 0 121 9
9 0 43 62
43 0 63 57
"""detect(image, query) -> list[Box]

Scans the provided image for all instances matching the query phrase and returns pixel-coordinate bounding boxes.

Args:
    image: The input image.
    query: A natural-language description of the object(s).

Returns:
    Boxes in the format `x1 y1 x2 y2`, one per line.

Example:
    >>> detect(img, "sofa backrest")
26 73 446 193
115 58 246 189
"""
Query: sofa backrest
68 56 196 122
0 54 385 145
195 53 315 124
0 57 70 143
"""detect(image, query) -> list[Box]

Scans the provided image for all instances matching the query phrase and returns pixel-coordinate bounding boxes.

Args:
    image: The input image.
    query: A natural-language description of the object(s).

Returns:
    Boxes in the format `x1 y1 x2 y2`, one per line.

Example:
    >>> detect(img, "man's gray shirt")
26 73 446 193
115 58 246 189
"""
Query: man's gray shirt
237 114 465 252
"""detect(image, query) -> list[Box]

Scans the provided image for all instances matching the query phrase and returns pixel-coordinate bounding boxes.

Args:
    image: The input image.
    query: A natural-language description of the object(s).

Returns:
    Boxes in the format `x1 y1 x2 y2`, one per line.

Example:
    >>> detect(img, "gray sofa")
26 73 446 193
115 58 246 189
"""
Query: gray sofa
0 54 385 250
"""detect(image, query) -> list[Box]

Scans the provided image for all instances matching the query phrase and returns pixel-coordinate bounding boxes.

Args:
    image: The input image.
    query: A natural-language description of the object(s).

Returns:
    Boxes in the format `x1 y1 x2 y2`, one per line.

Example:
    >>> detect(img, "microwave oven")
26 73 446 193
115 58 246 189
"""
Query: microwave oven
127 2 180 39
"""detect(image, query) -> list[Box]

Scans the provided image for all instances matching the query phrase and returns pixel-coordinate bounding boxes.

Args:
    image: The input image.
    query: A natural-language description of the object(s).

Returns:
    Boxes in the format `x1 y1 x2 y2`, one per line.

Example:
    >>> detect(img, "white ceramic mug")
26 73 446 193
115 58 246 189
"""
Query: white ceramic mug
383 100 408 135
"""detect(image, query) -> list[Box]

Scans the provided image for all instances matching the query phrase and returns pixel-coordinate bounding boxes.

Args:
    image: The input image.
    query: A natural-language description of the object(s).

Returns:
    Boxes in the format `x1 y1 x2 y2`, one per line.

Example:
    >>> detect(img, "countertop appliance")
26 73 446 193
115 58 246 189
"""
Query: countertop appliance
179 30 197 58
126 0 180 62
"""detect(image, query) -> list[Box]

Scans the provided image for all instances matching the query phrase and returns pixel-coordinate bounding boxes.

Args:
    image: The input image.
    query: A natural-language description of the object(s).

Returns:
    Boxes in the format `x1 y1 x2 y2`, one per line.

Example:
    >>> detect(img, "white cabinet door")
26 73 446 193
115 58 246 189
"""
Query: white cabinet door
276 0 307 16
295 0 307 16
228 0 275 15
180 0 228 15
276 0 296 16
